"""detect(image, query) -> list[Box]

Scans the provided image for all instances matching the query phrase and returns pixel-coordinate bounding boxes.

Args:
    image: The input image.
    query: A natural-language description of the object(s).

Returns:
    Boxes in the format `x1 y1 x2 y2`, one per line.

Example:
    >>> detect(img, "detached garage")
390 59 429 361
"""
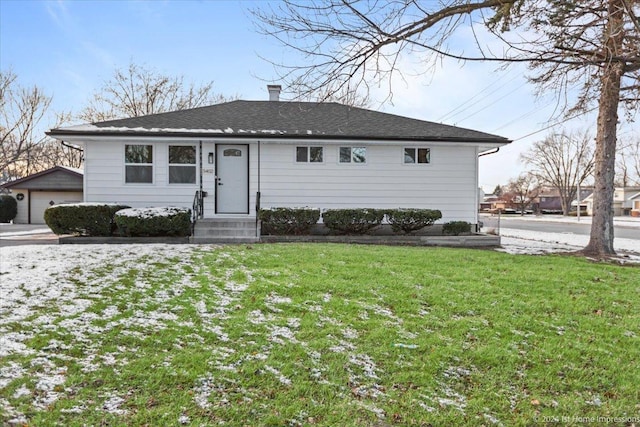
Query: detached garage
1 166 83 224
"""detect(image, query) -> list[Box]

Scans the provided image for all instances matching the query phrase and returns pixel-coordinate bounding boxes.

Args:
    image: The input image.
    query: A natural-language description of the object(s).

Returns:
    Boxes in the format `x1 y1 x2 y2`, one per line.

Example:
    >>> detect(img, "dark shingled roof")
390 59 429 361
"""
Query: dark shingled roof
48 100 510 143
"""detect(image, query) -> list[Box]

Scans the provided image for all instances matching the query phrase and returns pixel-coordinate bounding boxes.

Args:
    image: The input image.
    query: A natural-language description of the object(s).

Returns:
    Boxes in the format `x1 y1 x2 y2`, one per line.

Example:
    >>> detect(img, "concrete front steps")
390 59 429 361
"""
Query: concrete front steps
190 218 260 244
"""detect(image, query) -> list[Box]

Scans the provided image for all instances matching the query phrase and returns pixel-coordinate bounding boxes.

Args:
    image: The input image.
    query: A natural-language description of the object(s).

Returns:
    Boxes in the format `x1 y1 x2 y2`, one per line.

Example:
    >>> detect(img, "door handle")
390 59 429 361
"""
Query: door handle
218 182 223 186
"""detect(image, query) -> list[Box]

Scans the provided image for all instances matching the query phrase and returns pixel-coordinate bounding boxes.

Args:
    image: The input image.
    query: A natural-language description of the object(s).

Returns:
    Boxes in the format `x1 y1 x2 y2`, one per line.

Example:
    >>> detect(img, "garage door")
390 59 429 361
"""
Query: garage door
31 191 83 224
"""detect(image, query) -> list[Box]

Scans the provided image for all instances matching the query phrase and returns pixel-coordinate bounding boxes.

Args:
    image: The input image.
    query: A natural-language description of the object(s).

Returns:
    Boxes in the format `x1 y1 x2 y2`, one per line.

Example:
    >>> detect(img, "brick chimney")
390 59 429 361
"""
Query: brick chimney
267 85 281 101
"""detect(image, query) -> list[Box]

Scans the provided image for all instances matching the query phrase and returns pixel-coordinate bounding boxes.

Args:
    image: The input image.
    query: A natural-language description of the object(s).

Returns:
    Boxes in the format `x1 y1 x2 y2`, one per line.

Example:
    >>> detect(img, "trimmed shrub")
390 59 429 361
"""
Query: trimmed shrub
259 207 320 235
0 195 18 223
44 203 130 236
322 208 385 234
386 208 442 233
442 221 472 236
115 207 191 237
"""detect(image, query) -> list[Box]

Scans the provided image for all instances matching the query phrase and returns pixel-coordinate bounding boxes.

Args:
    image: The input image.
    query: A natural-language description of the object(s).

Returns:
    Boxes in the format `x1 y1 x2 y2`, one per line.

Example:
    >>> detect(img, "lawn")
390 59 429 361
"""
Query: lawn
1 243 639 426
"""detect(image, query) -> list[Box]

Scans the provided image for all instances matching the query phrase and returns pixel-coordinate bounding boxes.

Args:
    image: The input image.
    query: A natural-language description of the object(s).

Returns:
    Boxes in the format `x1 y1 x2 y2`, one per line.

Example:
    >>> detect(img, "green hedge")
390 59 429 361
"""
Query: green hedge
442 221 471 236
322 208 385 235
0 195 18 223
386 208 442 233
259 208 320 235
44 203 130 236
115 207 191 237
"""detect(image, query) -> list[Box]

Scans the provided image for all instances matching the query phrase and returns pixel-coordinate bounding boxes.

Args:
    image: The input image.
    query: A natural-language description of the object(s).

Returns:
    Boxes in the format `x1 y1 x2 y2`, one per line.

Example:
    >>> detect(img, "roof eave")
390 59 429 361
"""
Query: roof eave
1 165 84 189
47 129 511 145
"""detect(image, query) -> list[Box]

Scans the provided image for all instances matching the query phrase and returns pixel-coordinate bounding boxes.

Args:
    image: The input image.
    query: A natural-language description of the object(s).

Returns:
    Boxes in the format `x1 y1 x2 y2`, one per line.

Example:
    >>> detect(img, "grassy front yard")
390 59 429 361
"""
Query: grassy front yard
1 244 639 426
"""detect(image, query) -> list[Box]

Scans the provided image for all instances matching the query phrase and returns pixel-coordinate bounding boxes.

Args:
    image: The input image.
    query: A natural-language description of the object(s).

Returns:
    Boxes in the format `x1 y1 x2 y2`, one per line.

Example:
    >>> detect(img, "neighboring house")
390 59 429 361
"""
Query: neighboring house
584 186 640 216
481 195 511 212
46 86 510 238
628 192 640 217
537 189 564 213
537 188 593 214
0 166 84 224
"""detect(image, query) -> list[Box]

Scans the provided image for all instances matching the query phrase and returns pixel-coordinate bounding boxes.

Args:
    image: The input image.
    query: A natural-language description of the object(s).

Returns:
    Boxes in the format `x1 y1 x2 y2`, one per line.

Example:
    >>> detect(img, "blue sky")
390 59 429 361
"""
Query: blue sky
1 0 634 190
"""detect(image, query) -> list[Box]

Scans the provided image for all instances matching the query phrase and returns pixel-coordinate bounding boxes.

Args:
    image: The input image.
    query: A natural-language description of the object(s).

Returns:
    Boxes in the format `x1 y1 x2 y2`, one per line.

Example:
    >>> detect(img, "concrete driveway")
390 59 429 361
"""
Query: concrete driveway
0 224 58 246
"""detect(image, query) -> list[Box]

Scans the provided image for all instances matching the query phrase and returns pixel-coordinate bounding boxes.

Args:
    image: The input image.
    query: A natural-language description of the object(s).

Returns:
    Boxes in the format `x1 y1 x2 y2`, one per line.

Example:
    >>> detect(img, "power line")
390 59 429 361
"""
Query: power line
454 80 530 124
436 69 520 122
490 98 558 133
512 106 599 142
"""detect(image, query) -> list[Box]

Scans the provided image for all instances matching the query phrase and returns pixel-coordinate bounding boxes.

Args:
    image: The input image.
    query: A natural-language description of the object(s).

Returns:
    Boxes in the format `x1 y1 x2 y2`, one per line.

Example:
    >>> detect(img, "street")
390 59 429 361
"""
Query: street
480 214 640 241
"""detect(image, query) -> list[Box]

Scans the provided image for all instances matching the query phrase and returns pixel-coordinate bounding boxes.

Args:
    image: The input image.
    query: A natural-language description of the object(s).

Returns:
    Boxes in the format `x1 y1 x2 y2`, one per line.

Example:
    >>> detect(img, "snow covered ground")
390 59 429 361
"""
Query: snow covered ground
480 214 640 261
0 228 638 423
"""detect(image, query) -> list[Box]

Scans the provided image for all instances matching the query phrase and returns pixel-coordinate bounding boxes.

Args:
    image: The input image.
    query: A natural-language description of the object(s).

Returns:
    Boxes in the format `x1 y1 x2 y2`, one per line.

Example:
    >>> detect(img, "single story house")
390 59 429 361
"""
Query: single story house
47 86 510 240
1 166 84 224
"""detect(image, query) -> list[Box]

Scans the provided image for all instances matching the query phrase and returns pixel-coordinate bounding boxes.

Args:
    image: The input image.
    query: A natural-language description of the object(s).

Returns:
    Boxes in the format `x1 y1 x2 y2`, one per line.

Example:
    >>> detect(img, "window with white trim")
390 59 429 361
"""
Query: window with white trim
169 145 197 184
404 147 431 164
296 146 323 163
125 144 153 183
339 146 366 164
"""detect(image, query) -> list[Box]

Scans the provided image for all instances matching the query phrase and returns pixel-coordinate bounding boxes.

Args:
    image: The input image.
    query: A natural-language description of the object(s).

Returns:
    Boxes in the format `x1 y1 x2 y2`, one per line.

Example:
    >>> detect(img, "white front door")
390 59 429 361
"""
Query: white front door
216 144 249 214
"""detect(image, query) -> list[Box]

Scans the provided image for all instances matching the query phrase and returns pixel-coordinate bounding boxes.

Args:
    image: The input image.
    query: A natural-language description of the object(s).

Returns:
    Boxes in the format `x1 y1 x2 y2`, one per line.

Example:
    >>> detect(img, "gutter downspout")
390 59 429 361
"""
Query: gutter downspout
477 147 501 233
60 140 86 203
199 140 203 219
60 140 84 153
256 140 261 239
478 147 500 157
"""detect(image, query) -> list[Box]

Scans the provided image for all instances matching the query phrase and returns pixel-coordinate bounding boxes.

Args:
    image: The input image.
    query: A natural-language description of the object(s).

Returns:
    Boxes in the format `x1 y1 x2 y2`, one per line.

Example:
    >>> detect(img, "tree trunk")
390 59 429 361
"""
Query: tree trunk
583 0 624 257
560 196 570 216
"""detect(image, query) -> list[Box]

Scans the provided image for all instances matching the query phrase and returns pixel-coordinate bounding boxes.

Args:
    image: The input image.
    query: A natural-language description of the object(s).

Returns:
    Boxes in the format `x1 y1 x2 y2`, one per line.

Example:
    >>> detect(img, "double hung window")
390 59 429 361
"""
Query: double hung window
169 145 197 184
125 145 153 183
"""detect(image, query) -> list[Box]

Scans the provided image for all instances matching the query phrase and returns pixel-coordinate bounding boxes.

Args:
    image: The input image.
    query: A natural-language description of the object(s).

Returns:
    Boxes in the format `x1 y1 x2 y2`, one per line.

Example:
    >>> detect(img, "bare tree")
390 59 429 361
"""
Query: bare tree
615 137 640 186
293 82 373 108
521 131 595 216
0 70 52 181
252 0 640 256
504 173 539 215
79 62 235 122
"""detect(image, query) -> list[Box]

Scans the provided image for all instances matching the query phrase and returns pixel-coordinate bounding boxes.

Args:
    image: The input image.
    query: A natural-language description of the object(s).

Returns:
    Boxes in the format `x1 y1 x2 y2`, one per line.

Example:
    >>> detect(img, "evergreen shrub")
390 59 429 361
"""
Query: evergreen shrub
259 208 320 235
44 203 130 236
114 207 191 237
0 195 18 223
442 221 472 236
322 208 385 234
386 208 442 233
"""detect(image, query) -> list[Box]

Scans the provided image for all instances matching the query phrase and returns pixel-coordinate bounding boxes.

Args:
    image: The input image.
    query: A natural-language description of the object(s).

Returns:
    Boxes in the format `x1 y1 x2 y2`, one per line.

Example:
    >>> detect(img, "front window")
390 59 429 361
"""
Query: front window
339 146 366 164
125 144 153 183
296 146 323 163
404 148 430 164
169 145 196 184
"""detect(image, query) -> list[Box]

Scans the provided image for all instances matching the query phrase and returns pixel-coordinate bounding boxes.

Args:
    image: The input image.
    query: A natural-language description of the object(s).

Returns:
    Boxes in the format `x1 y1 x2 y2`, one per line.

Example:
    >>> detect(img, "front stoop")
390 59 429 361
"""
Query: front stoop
190 218 260 244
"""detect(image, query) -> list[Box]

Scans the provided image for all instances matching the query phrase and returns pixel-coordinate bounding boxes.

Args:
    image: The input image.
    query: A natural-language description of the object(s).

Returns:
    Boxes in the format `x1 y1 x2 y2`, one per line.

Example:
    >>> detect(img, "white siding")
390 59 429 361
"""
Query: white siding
83 138 484 224
84 140 198 210
258 142 479 223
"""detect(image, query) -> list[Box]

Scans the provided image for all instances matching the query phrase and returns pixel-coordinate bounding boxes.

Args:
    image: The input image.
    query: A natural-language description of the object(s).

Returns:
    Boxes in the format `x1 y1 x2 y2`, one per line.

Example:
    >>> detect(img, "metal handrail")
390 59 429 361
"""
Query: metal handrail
255 191 261 238
191 190 204 234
